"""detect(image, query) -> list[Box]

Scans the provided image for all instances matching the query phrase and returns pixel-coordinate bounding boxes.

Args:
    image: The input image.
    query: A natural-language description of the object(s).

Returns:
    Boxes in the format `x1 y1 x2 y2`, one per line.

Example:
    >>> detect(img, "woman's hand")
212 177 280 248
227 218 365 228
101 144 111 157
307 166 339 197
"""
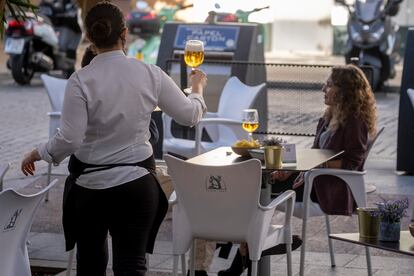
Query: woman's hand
190 69 207 94
271 170 292 182
292 172 305 189
21 149 41 176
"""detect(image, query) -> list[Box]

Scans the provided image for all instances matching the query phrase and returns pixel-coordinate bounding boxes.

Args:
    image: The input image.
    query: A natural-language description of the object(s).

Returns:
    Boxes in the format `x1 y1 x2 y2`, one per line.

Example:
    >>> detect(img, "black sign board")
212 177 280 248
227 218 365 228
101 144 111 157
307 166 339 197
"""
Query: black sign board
174 25 240 51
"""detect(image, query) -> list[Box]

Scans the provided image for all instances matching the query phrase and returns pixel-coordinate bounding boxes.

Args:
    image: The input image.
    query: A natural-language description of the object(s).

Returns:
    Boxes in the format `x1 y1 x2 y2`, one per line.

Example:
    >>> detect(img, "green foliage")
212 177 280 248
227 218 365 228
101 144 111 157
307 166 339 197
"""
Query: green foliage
262 137 285 147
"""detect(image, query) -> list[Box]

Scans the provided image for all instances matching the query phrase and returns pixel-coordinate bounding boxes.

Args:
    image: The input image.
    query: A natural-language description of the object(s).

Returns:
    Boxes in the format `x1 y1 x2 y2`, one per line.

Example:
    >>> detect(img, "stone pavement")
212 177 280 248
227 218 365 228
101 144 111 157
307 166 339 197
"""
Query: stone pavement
1 47 413 275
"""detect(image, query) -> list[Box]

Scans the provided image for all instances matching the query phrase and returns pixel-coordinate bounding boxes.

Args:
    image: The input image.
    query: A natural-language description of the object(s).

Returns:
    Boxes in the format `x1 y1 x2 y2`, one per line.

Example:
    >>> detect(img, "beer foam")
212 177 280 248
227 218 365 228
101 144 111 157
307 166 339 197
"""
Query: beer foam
185 40 204 52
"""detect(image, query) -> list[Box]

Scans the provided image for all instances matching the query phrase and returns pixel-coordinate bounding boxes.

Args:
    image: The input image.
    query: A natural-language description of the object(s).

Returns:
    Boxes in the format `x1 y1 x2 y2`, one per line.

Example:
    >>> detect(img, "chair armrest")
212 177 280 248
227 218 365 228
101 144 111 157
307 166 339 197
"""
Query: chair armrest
303 168 367 211
169 190 177 205
306 168 366 177
304 168 366 190
258 190 296 237
205 112 218 118
195 118 242 155
259 190 296 211
197 118 242 127
47 111 61 117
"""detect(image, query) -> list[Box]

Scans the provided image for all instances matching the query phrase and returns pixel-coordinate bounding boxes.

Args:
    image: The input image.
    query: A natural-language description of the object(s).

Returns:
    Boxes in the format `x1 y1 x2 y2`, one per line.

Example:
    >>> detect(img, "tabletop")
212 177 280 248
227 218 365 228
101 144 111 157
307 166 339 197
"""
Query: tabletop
187 146 344 172
330 232 414 257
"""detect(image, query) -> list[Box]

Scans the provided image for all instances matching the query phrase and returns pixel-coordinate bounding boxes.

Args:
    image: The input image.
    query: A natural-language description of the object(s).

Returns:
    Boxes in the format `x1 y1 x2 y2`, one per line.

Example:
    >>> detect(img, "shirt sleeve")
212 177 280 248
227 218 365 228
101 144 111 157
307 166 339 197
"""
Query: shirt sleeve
37 74 88 164
156 69 206 126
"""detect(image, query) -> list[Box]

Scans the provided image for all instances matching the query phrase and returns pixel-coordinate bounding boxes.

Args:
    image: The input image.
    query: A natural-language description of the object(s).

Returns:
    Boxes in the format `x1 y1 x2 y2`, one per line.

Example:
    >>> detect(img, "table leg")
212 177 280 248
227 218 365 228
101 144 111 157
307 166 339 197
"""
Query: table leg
258 181 271 276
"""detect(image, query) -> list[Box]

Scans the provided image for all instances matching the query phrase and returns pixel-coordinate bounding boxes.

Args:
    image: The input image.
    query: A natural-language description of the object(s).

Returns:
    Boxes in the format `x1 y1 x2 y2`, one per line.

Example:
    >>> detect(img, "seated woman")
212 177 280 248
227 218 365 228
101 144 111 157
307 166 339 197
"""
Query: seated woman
218 64 377 275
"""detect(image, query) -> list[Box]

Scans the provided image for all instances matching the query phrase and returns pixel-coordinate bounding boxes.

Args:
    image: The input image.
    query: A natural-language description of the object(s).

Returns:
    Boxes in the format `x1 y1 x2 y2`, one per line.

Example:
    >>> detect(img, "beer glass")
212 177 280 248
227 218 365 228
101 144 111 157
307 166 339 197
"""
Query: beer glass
242 109 259 140
183 40 204 94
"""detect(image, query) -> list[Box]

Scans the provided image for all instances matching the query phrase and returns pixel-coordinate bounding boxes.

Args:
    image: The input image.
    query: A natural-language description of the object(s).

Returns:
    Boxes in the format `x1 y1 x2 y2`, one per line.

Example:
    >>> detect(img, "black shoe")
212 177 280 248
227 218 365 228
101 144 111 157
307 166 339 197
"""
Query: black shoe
186 270 208 276
218 249 250 276
261 235 303 256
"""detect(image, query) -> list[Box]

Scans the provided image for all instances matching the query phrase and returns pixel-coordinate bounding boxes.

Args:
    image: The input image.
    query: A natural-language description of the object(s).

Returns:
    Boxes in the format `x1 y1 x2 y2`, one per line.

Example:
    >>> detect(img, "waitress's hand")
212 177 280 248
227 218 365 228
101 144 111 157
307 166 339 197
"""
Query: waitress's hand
190 69 207 95
271 170 292 182
21 149 41 176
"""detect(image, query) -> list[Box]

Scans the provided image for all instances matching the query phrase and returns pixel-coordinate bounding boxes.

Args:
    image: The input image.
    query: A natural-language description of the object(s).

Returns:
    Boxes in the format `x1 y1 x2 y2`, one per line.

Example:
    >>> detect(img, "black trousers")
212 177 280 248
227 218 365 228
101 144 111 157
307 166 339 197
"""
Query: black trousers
72 174 160 276
270 172 318 203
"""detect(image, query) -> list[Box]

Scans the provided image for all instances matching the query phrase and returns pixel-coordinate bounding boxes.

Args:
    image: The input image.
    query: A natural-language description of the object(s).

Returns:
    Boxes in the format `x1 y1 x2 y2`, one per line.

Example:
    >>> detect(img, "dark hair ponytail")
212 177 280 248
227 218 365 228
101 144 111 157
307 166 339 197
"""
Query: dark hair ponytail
85 2 126 49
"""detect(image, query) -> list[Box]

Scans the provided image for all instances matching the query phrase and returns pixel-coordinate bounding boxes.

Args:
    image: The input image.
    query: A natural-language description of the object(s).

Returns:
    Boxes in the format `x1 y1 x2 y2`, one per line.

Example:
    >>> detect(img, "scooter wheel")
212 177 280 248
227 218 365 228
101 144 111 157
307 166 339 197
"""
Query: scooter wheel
11 54 34 85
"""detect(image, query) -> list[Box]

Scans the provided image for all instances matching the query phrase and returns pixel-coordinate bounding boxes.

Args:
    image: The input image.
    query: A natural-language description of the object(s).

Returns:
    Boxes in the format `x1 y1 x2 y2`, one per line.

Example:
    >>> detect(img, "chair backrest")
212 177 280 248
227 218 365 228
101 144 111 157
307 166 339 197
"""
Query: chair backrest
210 77 265 143
362 126 385 169
0 179 58 276
0 163 9 191
164 154 262 242
40 74 67 112
408 88 414 108
217 76 266 120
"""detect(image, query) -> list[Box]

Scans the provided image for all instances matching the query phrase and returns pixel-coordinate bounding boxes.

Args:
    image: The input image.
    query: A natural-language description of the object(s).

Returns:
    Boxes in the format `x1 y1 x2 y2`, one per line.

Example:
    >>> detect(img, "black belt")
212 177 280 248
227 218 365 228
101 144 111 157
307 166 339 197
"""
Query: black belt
67 154 156 180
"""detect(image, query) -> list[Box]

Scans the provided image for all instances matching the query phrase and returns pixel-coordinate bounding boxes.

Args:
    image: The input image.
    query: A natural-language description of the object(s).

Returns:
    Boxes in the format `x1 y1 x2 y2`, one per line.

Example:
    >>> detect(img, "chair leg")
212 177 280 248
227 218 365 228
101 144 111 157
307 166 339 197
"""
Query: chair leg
299 210 309 276
173 255 179 276
251 260 258 276
66 247 75 276
365 246 373 276
181 253 186 276
324 215 336 267
286 242 292 276
45 163 52 202
190 240 196 276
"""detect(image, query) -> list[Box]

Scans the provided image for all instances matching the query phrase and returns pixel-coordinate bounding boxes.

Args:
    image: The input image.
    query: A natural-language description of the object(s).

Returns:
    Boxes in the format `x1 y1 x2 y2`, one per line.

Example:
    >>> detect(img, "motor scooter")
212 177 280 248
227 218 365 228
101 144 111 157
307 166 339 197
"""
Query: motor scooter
4 0 82 85
205 5 270 47
336 0 403 90
127 1 193 64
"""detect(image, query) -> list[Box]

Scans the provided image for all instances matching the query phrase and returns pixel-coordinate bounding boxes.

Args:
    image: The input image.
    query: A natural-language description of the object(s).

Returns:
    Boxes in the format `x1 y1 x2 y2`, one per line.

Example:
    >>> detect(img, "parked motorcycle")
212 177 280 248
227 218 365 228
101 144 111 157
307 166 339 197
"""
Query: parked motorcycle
4 0 82 85
126 1 193 64
205 6 270 24
336 0 403 90
205 5 270 48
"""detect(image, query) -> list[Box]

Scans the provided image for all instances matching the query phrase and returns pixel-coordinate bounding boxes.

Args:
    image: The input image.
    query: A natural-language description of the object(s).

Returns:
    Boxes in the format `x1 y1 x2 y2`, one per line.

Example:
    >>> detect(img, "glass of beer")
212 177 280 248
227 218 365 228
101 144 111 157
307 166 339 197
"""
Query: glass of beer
183 40 204 94
242 109 259 140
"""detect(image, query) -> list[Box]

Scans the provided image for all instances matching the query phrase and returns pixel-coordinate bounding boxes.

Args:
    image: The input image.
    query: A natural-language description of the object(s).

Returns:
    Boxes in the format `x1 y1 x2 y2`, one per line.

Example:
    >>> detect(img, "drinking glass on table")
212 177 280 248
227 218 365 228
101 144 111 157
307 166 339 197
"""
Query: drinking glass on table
183 40 204 94
242 109 259 140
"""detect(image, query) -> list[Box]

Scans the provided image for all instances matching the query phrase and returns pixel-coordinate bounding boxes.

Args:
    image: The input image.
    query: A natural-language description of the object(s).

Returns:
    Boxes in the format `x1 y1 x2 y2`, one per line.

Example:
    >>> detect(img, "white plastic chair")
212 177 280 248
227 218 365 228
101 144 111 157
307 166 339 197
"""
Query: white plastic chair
293 127 384 276
293 127 385 276
295 169 370 276
0 179 58 276
163 76 266 159
164 154 295 276
364 127 385 193
40 74 67 201
0 163 10 191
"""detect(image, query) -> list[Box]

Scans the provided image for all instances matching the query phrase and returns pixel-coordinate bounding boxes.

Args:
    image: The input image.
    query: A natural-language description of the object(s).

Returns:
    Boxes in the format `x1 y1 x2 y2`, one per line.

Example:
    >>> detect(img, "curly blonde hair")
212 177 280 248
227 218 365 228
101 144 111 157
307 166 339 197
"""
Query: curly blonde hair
325 64 377 136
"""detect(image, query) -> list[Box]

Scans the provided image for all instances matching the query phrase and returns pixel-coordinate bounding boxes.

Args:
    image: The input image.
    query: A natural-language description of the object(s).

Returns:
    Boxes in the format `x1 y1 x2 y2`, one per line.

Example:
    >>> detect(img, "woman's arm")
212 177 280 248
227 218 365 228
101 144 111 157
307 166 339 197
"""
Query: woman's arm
341 117 369 170
157 69 207 126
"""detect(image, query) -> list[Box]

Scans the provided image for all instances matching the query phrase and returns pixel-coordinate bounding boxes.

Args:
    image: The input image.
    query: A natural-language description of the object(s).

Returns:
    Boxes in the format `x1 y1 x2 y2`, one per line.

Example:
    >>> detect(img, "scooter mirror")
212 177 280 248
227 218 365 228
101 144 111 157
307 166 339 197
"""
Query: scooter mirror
214 3 221 9
136 1 149 10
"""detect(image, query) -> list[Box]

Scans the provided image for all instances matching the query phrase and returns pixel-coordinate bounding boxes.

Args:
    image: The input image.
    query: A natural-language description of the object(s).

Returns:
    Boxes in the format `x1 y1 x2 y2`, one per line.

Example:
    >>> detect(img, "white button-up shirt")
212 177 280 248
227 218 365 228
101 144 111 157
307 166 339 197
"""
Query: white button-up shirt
38 50 206 189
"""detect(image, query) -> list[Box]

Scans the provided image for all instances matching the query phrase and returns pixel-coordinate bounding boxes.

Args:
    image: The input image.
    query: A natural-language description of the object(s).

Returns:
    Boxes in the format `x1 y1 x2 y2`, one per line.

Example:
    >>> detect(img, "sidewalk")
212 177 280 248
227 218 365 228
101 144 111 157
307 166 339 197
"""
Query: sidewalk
1 48 413 275
21 159 414 276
